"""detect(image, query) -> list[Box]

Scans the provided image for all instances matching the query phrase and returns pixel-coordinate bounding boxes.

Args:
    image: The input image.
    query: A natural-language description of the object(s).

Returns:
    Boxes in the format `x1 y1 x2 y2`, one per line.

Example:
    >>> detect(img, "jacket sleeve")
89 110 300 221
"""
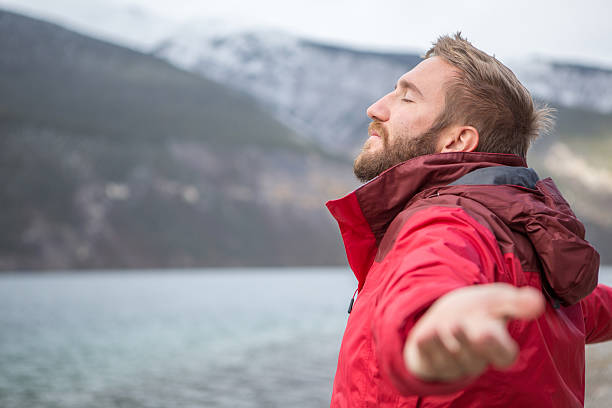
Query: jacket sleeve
581 284 612 344
371 206 508 396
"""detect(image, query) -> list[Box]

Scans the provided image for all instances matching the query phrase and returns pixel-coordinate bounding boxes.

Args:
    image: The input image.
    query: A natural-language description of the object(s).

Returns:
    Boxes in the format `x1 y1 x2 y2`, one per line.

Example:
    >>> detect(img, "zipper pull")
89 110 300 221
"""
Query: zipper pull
348 288 358 314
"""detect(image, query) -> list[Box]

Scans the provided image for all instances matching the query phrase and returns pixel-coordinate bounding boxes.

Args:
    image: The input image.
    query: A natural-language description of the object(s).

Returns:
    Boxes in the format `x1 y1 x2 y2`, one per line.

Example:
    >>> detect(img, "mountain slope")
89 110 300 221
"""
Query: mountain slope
154 26 422 156
0 10 353 270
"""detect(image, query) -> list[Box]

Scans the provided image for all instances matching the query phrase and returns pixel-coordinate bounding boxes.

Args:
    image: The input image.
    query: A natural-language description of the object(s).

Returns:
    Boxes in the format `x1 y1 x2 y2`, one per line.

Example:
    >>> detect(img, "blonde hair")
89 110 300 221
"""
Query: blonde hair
424 32 555 158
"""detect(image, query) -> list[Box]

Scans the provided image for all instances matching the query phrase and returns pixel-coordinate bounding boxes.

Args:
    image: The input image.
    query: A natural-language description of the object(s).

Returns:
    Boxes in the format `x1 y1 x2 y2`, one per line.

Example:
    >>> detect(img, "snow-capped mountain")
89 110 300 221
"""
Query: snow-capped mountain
153 25 421 156
153 23 612 156
5 2 612 154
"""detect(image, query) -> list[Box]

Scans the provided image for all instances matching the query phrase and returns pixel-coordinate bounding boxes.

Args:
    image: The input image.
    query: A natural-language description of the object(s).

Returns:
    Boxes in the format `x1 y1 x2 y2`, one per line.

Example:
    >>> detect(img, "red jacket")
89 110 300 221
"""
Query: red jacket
326 152 612 408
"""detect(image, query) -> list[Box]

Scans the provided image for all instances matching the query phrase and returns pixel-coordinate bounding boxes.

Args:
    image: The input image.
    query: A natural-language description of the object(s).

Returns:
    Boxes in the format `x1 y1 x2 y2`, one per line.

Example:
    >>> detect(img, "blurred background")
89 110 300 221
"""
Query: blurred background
0 0 611 407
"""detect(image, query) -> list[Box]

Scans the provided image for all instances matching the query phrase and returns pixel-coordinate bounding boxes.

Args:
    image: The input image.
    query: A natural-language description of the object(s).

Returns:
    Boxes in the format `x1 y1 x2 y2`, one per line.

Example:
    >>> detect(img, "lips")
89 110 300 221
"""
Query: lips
368 121 386 140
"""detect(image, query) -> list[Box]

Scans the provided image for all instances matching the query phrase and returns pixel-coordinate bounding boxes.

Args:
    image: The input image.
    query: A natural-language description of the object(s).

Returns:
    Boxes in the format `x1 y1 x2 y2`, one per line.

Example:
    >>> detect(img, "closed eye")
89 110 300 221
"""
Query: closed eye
395 84 414 102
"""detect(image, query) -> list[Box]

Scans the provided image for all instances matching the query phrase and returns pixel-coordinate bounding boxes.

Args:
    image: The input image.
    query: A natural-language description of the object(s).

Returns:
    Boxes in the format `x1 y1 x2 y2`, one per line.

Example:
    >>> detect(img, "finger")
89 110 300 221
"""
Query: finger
451 326 489 376
487 285 546 320
487 327 519 369
417 331 465 380
438 324 462 354
465 321 519 369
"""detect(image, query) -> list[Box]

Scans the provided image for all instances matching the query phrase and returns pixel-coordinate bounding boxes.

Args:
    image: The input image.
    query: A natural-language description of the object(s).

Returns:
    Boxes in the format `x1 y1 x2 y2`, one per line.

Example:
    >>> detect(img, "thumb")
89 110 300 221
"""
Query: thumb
488 284 546 320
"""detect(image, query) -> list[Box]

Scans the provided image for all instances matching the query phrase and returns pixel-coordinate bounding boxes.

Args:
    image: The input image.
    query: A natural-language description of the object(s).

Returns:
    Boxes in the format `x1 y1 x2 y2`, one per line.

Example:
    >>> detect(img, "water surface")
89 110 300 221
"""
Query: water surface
0 268 354 408
1 266 610 408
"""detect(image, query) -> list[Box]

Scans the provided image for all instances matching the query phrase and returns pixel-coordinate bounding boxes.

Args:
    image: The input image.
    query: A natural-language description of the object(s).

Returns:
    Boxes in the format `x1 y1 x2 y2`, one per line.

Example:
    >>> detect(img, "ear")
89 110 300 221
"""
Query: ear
438 126 479 153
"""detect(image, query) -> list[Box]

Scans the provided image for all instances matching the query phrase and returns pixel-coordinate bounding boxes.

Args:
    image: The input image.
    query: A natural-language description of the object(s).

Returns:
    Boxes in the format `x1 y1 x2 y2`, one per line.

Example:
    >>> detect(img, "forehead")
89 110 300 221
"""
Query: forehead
398 56 458 100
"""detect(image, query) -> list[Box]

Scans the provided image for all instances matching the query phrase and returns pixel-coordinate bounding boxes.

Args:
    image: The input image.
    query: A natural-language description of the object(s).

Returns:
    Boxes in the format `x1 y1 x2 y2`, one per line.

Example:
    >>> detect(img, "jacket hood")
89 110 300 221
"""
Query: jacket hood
441 165 599 305
327 152 599 304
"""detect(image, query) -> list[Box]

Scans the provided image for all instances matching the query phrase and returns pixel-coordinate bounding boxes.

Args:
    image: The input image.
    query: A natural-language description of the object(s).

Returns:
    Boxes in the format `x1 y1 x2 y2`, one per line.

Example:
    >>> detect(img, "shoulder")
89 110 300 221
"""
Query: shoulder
378 195 497 256
376 197 506 280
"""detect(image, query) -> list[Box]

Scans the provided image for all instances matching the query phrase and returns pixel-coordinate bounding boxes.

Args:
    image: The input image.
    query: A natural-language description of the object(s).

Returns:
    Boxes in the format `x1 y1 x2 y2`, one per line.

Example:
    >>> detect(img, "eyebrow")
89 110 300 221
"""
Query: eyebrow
395 79 424 99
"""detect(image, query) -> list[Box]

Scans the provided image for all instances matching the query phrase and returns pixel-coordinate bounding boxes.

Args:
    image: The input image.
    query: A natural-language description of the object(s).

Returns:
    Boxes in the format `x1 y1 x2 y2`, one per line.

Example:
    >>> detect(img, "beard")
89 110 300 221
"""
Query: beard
353 121 440 182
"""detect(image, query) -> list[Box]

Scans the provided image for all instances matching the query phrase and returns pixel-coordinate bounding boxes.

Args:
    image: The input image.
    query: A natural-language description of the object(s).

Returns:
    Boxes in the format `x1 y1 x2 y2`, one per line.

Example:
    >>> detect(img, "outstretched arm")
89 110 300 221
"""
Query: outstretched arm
581 284 612 344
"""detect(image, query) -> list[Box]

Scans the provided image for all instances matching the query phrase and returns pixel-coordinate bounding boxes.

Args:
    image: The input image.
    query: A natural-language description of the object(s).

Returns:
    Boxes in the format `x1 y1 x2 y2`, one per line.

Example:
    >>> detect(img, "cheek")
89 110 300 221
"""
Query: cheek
394 108 437 135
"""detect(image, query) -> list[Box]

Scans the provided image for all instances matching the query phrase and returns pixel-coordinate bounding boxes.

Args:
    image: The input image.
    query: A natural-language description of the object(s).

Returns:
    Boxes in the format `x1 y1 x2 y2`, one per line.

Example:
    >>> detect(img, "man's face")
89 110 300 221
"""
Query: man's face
354 57 458 182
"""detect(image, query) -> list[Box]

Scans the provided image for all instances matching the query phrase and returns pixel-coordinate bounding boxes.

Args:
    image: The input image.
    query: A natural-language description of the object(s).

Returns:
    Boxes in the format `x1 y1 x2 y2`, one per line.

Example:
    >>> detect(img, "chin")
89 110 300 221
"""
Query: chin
363 142 382 155
355 149 374 164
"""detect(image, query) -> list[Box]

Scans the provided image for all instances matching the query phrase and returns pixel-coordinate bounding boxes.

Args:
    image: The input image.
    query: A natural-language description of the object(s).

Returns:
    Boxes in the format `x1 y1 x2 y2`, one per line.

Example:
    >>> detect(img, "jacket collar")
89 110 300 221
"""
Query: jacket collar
326 152 527 289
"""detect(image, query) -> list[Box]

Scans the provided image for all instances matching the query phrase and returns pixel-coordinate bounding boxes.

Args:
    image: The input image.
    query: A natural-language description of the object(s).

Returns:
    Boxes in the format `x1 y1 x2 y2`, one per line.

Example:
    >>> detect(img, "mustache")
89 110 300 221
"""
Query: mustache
368 121 388 141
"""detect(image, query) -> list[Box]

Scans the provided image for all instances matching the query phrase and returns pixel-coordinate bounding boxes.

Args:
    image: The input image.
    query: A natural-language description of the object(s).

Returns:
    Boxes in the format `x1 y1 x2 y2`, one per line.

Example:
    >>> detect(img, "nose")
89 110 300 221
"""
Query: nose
366 93 391 122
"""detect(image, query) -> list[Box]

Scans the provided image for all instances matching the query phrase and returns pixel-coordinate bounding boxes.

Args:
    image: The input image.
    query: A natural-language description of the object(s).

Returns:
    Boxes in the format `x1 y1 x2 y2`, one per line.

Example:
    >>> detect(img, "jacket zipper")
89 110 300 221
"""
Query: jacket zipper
347 288 358 314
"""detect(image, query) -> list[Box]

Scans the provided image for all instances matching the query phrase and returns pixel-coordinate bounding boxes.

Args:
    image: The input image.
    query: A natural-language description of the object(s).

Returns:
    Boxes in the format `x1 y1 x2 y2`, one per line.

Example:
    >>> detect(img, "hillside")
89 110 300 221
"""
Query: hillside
0 10 353 270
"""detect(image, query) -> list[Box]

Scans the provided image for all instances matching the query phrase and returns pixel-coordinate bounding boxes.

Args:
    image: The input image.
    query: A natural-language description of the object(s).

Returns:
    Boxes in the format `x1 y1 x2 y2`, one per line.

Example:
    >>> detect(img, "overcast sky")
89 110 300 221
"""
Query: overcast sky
2 0 612 68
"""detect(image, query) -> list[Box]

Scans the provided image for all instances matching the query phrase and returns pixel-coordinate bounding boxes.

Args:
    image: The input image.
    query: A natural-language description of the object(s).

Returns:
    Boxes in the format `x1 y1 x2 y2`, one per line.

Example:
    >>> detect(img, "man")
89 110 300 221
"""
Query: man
326 33 612 407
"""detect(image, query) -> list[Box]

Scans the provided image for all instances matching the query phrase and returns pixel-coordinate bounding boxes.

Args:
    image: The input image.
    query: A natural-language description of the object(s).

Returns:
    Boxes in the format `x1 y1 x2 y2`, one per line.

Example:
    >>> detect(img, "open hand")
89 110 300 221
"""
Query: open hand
403 283 545 382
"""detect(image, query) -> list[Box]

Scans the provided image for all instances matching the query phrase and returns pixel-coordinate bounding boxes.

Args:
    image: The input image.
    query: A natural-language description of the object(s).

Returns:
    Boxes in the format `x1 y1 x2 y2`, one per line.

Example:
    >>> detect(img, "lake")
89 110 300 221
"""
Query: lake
1 266 611 408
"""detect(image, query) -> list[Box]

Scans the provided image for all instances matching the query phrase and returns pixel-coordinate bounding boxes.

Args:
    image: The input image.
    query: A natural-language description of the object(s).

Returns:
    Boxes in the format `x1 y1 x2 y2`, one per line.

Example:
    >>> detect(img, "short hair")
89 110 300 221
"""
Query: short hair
424 32 555 158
